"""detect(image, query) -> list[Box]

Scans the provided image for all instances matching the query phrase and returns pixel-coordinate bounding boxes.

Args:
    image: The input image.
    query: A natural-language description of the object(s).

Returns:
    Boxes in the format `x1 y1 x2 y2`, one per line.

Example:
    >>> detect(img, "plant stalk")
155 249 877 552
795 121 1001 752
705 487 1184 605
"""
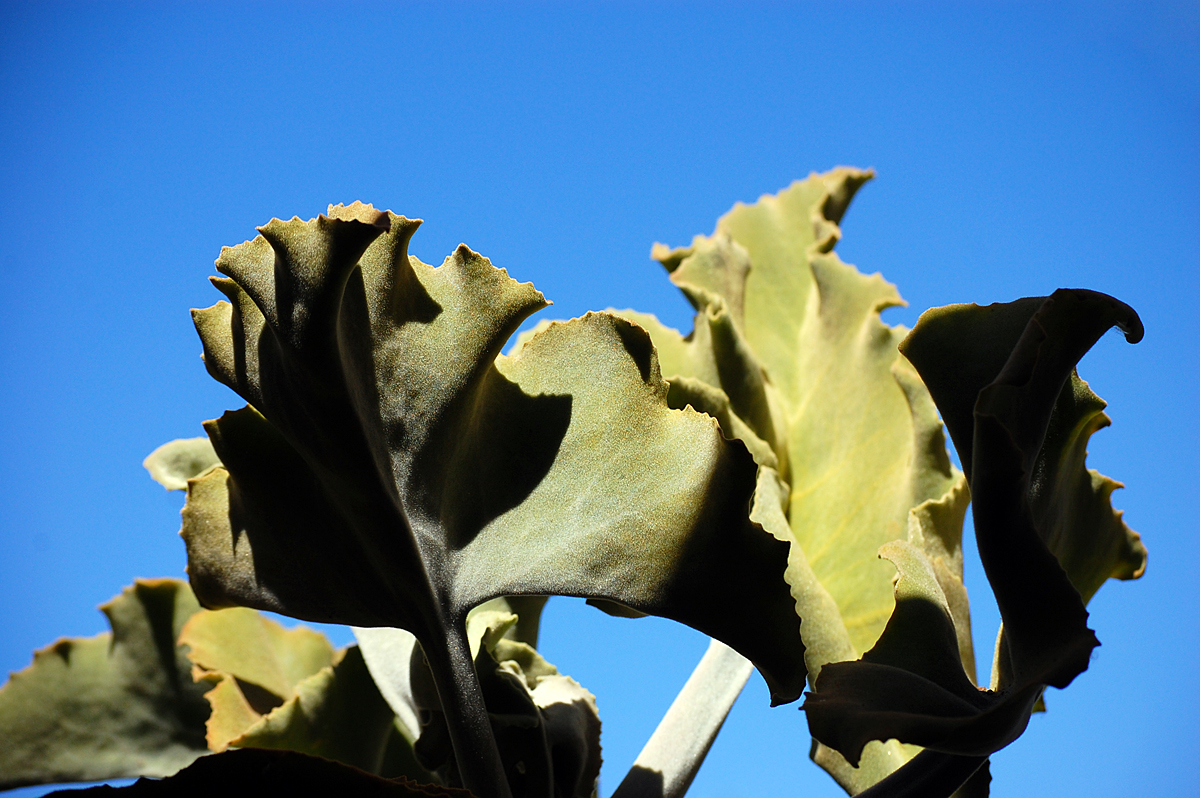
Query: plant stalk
611 639 752 798
421 622 513 798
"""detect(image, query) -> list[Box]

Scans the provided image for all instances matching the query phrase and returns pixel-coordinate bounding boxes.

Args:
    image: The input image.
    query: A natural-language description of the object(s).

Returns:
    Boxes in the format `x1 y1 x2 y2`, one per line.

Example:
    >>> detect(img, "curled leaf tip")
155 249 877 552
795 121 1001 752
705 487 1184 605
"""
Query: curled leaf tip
806 287 1145 775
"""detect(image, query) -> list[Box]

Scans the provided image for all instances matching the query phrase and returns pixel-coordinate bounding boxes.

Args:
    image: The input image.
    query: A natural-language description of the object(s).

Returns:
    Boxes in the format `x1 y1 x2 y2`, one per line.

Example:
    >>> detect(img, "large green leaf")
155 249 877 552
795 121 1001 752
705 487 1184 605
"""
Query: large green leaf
0 580 210 790
639 169 965 658
183 203 804 797
615 169 971 792
802 290 1144 791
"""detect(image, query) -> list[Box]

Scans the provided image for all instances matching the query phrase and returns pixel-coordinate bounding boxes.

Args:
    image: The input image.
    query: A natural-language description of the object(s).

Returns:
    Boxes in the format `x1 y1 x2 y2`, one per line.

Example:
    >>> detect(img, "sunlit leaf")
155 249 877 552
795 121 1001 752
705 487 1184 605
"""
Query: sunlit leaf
614 170 970 791
144 437 220 490
182 607 334 707
180 608 333 751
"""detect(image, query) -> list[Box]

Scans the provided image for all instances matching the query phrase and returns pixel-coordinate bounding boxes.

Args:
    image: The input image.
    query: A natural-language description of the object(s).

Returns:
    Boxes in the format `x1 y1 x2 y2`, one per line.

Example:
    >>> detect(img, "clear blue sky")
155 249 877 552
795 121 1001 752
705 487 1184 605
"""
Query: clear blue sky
1 3 1196 796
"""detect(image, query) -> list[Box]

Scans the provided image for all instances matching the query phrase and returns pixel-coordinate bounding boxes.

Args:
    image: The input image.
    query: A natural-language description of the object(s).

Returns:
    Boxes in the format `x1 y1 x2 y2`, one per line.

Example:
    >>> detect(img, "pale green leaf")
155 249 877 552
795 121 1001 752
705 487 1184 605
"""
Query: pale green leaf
0 580 210 789
626 170 965 656
354 625 424 742
617 170 969 792
143 437 220 490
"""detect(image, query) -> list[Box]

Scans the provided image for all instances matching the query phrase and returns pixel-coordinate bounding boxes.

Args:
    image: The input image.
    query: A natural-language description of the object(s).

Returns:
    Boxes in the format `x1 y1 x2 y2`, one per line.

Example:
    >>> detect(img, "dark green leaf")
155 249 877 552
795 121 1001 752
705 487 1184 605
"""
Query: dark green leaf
803 290 1143 770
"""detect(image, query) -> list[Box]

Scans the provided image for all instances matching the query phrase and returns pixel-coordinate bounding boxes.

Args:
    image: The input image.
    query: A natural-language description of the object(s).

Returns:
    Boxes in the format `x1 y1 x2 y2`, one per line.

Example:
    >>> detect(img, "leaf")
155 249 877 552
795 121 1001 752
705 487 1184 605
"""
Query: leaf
179 607 423 778
641 168 965 657
855 752 989 798
0 580 210 790
230 646 403 775
182 204 804 796
180 607 335 750
43 748 477 797
354 625 425 743
144 437 220 490
182 607 334 706
901 290 1145 687
802 290 1143 787
615 169 970 791
610 639 752 798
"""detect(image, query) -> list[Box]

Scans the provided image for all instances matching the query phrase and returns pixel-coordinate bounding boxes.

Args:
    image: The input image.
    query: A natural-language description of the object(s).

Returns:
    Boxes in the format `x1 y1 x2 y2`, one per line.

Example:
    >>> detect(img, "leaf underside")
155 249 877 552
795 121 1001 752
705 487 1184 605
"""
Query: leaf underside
183 204 804 703
43 748 477 797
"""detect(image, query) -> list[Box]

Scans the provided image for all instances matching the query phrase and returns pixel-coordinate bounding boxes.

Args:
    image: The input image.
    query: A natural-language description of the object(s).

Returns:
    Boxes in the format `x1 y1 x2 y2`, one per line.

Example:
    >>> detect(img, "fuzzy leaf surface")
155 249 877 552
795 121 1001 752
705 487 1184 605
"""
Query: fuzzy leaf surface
185 204 801 699
184 204 802 700
645 169 965 655
144 437 220 490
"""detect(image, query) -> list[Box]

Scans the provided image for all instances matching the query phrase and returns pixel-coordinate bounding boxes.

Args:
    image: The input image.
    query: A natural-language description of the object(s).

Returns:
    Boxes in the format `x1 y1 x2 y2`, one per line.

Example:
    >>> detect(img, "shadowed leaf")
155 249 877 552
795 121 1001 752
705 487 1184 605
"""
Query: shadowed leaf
44 748 476 797
412 608 602 798
802 290 1143 793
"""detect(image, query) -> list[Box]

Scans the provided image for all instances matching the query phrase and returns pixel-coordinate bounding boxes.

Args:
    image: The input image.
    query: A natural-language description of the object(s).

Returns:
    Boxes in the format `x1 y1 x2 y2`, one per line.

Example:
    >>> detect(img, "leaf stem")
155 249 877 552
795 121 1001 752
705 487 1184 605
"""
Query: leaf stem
421 623 513 798
611 639 752 798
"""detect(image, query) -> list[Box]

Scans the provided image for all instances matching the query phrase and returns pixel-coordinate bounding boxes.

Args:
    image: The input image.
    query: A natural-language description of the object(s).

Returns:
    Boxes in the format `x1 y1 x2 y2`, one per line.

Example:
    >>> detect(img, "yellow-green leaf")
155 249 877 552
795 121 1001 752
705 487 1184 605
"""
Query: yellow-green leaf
181 607 334 702
616 170 970 791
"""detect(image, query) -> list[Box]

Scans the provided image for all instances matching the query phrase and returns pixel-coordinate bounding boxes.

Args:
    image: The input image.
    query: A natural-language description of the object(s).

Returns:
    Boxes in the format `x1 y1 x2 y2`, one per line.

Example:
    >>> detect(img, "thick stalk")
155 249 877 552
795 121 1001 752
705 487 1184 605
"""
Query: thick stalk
611 639 752 798
421 622 513 798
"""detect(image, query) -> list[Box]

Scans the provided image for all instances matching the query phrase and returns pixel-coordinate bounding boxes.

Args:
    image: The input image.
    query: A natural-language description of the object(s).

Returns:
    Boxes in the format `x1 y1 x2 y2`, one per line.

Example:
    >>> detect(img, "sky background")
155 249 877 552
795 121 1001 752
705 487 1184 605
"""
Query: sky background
1 2 1196 796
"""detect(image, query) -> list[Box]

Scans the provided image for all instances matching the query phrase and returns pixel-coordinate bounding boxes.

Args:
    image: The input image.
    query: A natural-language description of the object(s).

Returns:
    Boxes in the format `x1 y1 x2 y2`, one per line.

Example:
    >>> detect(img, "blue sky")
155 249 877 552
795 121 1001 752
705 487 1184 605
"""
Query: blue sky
1 3 1196 796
